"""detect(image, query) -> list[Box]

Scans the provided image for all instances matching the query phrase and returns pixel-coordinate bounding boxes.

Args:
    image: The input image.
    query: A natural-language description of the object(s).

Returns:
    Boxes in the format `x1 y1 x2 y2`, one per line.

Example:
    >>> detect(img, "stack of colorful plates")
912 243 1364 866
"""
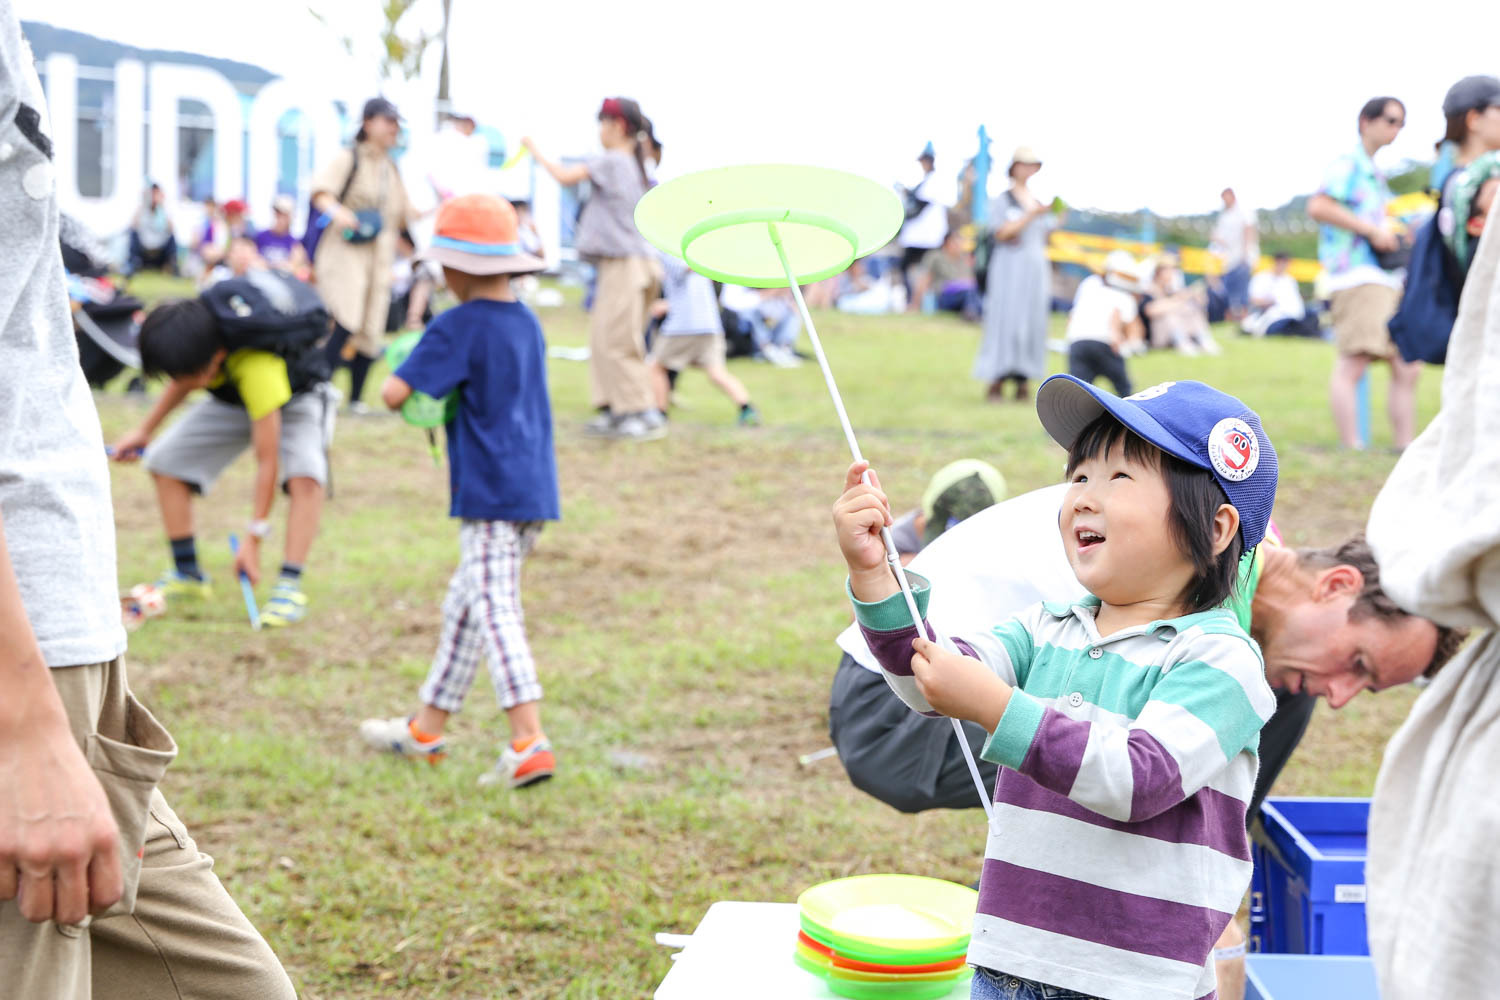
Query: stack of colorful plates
794 874 977 999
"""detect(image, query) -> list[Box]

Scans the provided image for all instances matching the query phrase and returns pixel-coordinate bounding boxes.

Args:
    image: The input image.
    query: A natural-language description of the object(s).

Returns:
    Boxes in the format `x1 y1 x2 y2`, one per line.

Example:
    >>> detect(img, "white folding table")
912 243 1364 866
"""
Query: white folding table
654 901 971 1000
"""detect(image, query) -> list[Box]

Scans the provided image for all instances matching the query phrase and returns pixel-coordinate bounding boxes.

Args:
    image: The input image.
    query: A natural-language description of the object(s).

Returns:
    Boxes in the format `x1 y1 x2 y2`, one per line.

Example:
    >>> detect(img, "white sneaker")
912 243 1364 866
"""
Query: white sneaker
358 716 446 763
763 344 801 368
611 412 667 441
583 411 614 436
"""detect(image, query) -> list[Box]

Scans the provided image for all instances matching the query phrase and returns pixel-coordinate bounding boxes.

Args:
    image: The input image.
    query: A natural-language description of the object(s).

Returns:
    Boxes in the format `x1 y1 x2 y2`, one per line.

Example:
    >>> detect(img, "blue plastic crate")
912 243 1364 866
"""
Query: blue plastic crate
1249 797 1370 955
1245 954 1379 1000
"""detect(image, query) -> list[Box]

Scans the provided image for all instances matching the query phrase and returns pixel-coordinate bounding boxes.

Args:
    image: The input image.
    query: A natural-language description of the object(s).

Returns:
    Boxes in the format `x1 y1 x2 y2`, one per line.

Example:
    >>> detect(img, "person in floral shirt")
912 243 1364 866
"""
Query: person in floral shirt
1307 96 1422 451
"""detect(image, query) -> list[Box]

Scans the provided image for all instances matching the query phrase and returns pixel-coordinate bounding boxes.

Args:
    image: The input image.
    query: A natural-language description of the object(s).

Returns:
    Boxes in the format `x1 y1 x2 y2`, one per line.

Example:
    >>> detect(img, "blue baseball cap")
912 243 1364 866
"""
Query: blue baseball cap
1035 375 1278 550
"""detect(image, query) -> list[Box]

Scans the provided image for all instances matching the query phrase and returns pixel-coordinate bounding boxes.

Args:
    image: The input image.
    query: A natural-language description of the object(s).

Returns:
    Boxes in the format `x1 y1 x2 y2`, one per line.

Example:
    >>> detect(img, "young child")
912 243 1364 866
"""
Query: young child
112 269 335 627
647 251 760 426
834 375 1279 1000
358 194 559 789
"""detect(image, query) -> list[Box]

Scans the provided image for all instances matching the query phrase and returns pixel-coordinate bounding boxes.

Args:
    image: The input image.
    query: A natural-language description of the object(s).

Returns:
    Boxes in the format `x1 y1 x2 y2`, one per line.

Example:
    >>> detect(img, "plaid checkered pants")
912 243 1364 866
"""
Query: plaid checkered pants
420 520 544 713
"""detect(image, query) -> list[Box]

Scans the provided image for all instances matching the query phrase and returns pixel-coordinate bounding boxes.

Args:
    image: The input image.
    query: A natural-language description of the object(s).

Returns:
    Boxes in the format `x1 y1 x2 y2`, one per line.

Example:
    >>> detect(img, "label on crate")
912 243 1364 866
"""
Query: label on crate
1335 883 1367 903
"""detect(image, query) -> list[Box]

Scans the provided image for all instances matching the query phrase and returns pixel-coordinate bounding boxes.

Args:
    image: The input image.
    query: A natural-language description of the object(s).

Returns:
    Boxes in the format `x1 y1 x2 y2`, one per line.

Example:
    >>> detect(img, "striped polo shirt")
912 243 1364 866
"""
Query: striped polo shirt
656 251 724 337
853 576 1275 1000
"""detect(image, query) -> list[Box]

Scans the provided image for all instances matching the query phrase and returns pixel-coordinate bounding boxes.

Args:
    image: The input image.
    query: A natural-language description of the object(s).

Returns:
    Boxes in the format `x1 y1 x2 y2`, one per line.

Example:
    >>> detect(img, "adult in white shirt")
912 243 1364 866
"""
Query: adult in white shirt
1064 250 1141 396
1243 253 1314 337
426 110 491 203
896 143 949 294
1212 187 1257 322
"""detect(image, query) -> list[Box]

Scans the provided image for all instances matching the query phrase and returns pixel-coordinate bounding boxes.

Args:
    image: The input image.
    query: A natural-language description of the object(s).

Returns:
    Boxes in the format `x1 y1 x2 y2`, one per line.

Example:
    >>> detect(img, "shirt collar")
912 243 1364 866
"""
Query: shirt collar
1042 595 1237 644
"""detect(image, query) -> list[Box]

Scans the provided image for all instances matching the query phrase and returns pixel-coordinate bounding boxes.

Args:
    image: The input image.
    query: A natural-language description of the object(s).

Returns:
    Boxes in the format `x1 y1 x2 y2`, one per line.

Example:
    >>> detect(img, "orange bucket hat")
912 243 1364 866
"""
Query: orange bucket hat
426 194 544 276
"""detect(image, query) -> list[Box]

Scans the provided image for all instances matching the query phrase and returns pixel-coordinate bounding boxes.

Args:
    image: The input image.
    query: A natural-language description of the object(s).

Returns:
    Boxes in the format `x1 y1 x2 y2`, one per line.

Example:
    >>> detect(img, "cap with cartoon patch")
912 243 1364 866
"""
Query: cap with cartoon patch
1035 374 1278 550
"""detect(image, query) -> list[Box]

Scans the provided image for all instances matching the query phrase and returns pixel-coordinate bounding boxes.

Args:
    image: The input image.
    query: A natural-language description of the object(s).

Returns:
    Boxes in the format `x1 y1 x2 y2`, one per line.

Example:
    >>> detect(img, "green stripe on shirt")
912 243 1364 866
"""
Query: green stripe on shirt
847 571 932 632
1152 659 1264 759
982 688 1047 769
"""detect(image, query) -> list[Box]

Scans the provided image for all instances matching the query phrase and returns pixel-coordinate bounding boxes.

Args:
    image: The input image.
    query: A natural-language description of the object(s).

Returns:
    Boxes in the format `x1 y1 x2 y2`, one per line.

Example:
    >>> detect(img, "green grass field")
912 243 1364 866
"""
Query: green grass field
94 278 1438 998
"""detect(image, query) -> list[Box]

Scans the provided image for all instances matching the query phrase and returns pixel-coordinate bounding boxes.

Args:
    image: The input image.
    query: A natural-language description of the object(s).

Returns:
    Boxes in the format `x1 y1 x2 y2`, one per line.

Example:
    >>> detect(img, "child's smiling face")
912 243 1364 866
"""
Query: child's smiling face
1061 439 1196 613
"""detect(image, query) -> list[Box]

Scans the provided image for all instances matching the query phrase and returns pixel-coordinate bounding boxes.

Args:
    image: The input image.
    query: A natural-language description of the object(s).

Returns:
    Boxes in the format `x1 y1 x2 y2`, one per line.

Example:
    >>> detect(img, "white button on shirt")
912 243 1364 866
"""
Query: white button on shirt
1089 647 1103 659
1068 692 1084 708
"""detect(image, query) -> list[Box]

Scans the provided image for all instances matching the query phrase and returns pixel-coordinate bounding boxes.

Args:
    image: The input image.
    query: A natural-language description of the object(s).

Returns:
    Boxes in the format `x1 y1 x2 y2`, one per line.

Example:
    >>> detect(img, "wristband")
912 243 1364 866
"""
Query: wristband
247 518 272 539
1213 943 1247 960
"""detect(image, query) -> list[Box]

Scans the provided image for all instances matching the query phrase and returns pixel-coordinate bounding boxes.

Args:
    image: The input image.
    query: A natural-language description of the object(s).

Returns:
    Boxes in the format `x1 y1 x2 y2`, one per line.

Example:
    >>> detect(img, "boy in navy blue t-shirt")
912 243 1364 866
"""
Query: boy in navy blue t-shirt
358 195 560 789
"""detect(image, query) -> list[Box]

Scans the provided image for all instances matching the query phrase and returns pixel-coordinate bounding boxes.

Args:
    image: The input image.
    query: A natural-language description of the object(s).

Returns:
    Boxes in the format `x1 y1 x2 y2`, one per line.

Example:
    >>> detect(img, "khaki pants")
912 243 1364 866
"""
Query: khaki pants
589 255 659 414
0 659 295 999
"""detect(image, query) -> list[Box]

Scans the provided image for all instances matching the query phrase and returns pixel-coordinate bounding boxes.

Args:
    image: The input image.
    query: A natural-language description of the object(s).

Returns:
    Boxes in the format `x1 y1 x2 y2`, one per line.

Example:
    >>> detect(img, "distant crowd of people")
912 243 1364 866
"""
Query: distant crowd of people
101 74 1500 464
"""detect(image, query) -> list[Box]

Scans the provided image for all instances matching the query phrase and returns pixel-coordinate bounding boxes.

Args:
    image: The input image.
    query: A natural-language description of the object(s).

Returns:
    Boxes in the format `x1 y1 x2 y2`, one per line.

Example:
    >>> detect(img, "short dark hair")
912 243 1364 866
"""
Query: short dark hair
1359 96 1404 123
1296 534 1468 678
138 299 222 379
1065 414 1242 613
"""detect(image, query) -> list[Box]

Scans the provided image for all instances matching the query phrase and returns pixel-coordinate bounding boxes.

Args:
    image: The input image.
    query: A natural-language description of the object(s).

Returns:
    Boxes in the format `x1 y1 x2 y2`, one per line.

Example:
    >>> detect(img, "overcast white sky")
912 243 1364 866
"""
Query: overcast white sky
18 0 1500 215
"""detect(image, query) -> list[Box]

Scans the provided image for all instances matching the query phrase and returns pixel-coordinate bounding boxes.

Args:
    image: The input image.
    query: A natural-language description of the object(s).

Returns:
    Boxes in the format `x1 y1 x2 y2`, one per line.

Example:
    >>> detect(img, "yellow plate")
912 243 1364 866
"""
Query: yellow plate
799 875 976 954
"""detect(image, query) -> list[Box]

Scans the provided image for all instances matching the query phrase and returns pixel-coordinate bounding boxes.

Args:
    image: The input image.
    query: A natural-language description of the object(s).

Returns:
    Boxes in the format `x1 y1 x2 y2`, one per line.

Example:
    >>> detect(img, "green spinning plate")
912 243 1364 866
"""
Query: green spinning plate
634 164 903 287
385 330 459 429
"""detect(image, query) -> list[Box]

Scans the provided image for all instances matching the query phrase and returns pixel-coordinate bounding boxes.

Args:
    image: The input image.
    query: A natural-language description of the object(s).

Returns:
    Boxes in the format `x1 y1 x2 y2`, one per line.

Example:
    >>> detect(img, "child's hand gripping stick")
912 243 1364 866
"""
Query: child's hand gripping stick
228 534 262 631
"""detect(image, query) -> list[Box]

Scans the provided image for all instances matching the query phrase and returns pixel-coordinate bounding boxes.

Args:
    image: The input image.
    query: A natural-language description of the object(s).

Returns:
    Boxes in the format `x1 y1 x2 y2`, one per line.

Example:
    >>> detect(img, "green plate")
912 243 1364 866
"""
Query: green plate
385 330 458 429
634 164 902 287
800 916 968 967
826 970 971 1000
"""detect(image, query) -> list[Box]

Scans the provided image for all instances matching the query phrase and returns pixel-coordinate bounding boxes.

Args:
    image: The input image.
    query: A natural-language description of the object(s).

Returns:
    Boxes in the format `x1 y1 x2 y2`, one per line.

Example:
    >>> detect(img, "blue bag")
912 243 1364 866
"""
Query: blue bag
1387 212 1461 365
300 147 360 261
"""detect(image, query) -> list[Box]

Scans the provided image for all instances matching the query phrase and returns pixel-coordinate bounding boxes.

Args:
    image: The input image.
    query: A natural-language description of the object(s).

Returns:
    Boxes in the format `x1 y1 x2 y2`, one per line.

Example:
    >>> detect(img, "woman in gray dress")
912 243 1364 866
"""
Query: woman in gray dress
973 147 1059 402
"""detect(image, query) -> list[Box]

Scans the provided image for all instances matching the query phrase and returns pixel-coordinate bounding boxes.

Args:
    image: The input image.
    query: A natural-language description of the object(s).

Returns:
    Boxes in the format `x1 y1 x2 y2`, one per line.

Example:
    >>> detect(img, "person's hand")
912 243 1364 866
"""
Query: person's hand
833 460 892 577
329 204 359 233
0 717 123 924
911 635 1008 730
520 135 538 156
649 299 670 320
233 535 261 586
109 428 150 462
1367 226 1400 253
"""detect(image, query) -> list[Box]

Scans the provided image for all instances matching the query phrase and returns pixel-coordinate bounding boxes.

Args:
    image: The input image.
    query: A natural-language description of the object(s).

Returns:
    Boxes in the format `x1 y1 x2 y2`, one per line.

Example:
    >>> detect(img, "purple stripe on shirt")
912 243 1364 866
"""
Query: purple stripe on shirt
1018 707 1089 794
995 773 1251 861
1126 728 1187 821
978 858 1231 966
858 620 936 677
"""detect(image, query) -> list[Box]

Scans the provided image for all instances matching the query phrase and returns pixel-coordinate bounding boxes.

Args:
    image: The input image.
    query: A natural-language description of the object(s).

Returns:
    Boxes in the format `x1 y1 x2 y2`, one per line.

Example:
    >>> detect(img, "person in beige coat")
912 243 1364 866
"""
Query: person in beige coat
312 96 416 413
1363 170 1497 999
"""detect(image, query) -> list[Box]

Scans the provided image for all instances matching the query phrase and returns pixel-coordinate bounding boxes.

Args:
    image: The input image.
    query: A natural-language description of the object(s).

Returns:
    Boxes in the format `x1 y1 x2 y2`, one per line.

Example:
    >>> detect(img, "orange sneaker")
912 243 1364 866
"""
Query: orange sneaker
479 736 555 788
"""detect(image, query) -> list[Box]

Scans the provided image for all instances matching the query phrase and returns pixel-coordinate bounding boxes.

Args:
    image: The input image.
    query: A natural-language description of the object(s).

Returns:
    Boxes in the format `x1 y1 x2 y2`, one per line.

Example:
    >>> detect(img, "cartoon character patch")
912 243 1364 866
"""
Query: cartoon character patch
1207 417 1259 481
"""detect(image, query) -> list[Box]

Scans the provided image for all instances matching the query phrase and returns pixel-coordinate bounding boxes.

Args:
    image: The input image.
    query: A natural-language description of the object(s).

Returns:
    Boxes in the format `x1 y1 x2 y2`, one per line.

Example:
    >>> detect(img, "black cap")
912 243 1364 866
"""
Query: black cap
362 96 403 122
1443 76 1500 117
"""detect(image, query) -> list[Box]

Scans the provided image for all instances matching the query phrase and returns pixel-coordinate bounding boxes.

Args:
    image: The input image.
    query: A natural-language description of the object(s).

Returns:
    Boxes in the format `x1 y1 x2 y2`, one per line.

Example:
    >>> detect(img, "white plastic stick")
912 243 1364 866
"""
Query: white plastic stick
766 223 993 820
